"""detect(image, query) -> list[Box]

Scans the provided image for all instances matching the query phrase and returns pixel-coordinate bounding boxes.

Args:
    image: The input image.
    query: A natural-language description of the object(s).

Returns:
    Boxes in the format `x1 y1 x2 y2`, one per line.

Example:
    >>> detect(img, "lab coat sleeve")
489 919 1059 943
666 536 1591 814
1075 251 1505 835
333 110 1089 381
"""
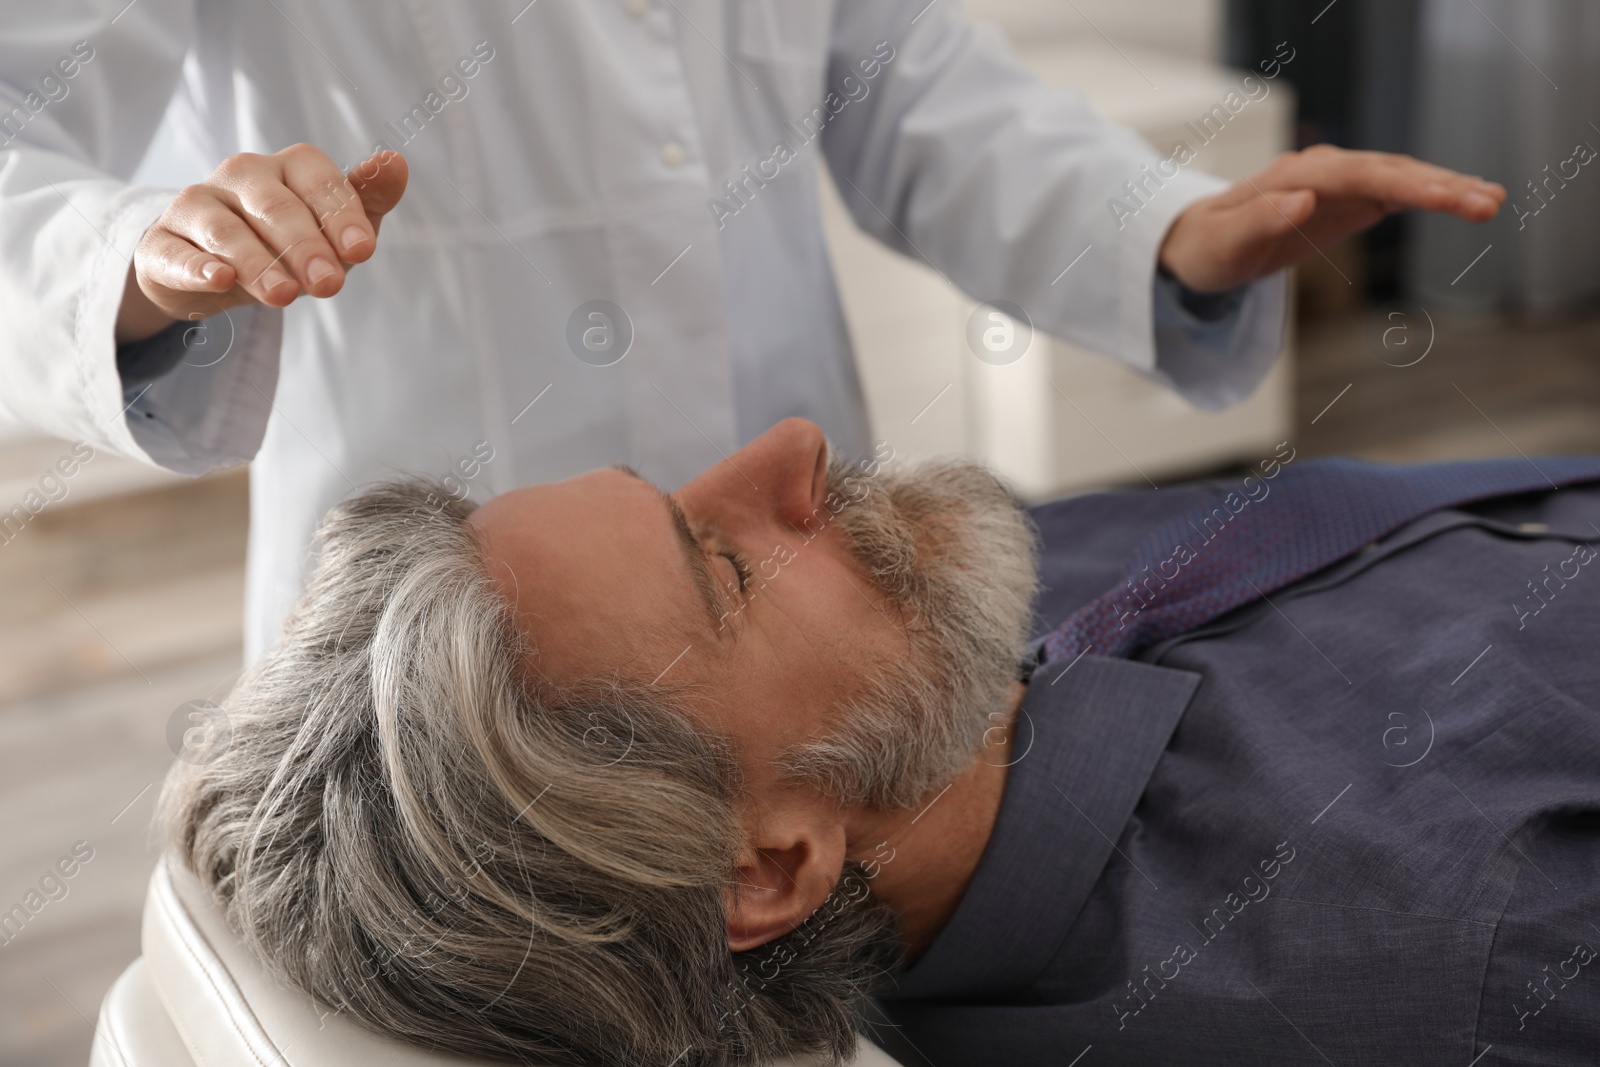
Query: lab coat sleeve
821 1 1288 410
0 2 281 475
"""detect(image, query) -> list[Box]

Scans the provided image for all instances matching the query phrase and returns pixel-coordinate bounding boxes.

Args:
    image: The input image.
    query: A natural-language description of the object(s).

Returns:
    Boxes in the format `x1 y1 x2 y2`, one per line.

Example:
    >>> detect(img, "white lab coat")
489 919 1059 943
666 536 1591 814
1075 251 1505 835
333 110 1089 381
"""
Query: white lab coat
0 0 1286 661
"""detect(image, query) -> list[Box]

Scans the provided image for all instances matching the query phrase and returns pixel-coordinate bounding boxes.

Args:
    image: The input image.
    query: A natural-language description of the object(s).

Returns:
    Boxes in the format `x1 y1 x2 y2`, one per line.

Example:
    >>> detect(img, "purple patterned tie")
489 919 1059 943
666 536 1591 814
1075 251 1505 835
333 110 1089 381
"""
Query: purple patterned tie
1042 455 1600 665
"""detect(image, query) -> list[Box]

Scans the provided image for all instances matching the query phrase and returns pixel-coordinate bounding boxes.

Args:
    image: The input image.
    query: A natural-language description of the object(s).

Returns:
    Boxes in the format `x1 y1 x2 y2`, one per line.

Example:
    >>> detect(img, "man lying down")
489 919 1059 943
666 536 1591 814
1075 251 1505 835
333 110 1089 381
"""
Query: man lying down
161 418 1600 1067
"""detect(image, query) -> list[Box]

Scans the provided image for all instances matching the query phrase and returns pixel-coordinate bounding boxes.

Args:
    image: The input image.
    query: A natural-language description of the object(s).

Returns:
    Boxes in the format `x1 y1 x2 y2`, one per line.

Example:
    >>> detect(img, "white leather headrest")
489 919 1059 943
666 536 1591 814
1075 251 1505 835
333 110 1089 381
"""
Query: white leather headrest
140 857 901 1066
143 859 489 1065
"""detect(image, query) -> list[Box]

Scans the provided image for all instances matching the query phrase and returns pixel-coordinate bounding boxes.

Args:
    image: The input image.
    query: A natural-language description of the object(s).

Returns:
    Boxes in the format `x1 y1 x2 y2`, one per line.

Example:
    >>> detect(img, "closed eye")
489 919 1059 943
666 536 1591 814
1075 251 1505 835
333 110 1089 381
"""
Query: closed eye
719 548 752 593
608 463 740 636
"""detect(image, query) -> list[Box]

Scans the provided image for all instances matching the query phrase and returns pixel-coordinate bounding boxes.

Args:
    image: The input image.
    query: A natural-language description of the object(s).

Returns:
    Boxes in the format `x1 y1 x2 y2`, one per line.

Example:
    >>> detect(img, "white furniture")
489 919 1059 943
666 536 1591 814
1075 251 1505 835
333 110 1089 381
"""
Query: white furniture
90 859 906 1067
825 39 1295 499
963 0 1224 63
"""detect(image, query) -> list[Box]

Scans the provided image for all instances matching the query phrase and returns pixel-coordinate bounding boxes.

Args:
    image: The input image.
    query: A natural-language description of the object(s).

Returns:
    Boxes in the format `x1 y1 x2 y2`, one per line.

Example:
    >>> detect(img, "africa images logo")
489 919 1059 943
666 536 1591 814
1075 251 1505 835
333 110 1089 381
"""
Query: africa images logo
167 699 233 766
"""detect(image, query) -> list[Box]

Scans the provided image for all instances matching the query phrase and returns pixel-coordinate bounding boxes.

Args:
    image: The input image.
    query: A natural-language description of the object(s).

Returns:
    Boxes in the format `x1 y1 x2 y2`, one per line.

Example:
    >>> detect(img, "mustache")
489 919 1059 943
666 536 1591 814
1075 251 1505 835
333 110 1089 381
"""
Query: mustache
823 451 1036 626
821 453 920 603
775 451 1040 810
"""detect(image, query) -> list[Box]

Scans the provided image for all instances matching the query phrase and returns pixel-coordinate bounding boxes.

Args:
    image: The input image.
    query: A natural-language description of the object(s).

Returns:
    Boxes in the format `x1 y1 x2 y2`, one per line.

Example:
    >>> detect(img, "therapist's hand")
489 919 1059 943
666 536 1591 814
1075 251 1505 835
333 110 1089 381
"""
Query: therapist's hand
115 145 408 345
1158 144 1505 294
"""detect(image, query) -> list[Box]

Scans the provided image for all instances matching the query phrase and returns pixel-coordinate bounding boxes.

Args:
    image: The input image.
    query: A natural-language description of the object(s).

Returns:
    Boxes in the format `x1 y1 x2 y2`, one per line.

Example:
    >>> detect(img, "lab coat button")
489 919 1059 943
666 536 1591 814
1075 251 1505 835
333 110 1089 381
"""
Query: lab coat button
627 0 649 19
661 140 686 167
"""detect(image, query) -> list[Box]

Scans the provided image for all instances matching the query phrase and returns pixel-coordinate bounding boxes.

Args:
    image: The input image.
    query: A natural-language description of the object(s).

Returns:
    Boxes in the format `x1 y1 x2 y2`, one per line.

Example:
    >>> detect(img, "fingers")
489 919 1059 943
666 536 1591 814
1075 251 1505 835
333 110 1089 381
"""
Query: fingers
1166 144 1505 292
348 150 409 239
1253 189 1317 235
210 145 348 302
281 144 377 266
1255 145 1505 222
156 183 301 306
1335 152 1502 220
1451 180 1506 222
124 227 241 339
130 144 408 324
132 226 235 296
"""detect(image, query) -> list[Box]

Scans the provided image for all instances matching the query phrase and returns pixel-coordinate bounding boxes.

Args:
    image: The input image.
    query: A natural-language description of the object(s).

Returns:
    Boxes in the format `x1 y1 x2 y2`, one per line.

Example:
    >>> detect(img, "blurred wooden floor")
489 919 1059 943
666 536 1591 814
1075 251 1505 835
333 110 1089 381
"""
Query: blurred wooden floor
1295 307 1600 462
0 471 248 1067
1 306 1597 1065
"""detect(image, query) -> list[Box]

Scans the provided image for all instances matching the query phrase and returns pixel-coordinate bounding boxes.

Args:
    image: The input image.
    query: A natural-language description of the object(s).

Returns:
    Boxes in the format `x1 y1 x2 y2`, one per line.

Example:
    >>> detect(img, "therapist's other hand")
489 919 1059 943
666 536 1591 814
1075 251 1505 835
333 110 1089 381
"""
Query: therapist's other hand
1158 144 1505 294
115 145 409 344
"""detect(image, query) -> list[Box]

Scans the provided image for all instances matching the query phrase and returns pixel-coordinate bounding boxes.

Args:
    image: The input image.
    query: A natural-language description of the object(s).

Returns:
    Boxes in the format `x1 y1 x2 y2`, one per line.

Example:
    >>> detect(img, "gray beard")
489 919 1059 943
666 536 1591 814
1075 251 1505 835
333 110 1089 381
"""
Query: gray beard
773 452 1040 810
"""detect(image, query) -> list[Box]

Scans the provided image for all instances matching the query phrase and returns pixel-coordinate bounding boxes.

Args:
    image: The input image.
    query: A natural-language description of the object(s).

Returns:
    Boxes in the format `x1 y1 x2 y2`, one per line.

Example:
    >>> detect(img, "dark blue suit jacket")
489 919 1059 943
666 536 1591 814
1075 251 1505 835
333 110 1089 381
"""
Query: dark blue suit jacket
869 480 1600 1066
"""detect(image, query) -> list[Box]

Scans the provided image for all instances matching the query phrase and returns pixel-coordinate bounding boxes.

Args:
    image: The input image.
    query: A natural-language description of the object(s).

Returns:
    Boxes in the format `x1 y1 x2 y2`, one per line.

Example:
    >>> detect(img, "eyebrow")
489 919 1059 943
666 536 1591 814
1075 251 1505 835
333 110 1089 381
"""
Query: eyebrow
610 464 730 636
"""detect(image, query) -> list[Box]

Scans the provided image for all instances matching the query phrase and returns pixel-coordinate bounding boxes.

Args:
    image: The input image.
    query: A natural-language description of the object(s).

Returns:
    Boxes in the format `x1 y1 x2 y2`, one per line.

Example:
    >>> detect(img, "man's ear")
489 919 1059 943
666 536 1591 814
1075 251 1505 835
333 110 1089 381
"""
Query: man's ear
725 807 846 953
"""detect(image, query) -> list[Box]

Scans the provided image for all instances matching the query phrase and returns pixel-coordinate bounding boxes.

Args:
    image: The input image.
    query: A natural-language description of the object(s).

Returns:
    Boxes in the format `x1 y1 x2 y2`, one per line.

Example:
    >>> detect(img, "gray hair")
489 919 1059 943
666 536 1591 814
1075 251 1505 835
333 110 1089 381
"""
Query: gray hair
160 479 903 1066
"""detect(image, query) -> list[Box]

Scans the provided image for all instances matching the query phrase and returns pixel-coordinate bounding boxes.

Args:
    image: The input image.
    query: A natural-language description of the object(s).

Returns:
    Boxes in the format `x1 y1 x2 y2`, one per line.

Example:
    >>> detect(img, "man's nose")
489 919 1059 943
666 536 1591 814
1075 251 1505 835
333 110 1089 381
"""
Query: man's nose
680 417 828 530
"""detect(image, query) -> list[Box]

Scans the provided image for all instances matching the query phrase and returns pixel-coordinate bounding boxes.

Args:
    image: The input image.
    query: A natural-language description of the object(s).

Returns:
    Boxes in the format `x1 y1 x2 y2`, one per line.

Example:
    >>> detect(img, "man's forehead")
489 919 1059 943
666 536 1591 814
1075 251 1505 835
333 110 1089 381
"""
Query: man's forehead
467 469 715 676
471 469 661 587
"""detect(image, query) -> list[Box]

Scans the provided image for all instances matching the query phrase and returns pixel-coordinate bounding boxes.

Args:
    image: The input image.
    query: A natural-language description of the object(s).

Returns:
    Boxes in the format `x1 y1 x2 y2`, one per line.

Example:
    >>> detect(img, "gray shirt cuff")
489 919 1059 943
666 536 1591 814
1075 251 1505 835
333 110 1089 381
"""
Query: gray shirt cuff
116 318 193 388
1157 267 1249 324
1149 267 1289 410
